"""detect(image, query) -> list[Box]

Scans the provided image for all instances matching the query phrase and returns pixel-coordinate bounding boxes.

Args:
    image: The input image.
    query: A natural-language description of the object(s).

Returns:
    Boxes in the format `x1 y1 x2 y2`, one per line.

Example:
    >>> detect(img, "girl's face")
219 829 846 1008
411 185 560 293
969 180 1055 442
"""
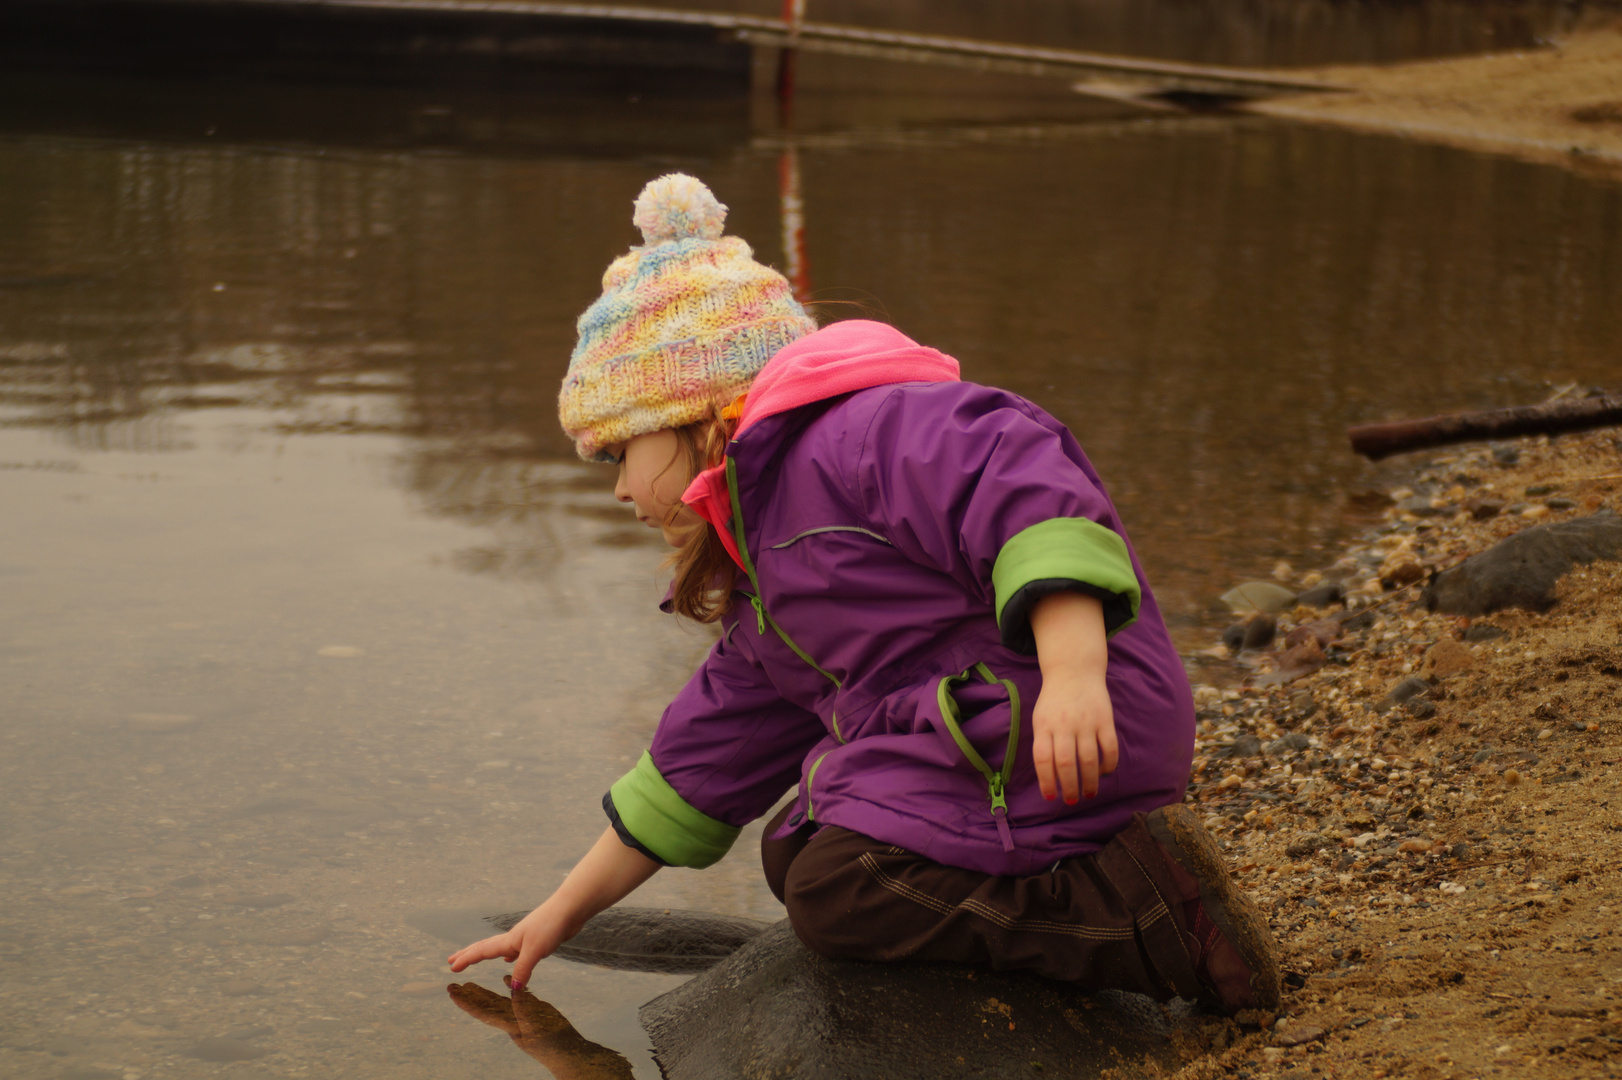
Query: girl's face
610 429 699 547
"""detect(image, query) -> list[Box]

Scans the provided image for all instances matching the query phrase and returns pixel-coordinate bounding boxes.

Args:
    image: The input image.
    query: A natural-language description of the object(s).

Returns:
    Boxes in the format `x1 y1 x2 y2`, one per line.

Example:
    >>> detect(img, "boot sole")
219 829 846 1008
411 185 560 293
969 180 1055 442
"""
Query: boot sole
1150 804 1282 1018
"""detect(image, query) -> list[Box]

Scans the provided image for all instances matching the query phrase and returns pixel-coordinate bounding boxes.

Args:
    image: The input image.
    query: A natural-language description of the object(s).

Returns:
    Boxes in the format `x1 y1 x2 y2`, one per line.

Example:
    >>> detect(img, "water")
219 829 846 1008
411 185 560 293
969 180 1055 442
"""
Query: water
3 47 1622 1080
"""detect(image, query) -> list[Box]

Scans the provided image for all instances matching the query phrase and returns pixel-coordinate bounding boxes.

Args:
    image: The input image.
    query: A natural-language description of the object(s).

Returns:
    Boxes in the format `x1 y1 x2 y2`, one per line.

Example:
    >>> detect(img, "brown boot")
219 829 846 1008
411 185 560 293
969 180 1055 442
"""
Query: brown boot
1145 804 1281 1019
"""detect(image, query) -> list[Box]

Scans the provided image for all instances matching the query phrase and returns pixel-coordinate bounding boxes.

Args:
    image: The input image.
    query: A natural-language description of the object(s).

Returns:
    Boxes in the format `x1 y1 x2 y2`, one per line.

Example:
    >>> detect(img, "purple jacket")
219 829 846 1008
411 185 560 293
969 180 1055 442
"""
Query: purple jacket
606 322 1194 877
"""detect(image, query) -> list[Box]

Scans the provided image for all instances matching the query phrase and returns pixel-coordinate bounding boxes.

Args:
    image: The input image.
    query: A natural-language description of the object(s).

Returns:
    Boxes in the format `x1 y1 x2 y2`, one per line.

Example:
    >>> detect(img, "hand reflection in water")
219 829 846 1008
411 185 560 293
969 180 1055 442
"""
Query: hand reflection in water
447 975 637 1080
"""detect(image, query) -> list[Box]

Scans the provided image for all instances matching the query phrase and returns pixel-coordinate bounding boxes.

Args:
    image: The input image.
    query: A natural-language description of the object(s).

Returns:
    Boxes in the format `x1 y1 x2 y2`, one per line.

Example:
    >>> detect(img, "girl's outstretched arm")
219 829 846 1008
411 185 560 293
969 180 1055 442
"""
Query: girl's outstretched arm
1030 591 1117 803
447 826 660 990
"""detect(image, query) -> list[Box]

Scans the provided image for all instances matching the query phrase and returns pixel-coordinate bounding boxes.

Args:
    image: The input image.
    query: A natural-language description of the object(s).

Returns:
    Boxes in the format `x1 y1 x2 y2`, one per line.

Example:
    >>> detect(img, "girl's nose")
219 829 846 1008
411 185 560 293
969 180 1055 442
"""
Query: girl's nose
613 469 632 503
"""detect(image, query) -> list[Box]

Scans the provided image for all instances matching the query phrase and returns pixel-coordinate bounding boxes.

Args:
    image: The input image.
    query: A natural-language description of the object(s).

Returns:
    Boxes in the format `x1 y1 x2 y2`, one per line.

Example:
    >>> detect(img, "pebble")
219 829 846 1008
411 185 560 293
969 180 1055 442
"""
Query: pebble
1295 581 1346 608
219 980 266 997
187 1037 268 1062
400 981 443 996
1274 1024 1326 1048
1220 581 1298 615
1505 769 1522 785
1537 729 1553 741
1491 444 1521 465
1398 839 1431 853
1463 624 1507 642
126 713 200 733
258 926 330 946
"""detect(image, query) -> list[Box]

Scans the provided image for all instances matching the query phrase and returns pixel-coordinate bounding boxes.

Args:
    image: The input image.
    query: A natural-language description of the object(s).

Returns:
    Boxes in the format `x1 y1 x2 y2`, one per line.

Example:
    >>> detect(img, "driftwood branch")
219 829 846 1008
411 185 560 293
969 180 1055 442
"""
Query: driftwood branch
1348 394 1622 461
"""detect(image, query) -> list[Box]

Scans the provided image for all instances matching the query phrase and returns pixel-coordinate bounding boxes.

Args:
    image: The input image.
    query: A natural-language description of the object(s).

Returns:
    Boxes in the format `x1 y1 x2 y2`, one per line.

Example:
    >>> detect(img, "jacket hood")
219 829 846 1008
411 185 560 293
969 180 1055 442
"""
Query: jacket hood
682 320 961 568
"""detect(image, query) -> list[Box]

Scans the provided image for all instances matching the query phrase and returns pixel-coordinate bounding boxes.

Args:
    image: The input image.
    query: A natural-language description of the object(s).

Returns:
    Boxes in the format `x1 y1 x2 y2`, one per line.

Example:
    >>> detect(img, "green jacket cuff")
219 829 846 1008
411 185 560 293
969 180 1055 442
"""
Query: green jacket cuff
608 751 741 869
992 518 1142 651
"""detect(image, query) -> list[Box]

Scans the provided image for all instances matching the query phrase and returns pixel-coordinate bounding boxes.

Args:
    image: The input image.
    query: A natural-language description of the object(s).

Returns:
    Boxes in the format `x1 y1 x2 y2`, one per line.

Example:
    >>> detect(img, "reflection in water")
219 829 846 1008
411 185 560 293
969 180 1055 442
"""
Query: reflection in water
450 980 637 1080
2 51 1622 1080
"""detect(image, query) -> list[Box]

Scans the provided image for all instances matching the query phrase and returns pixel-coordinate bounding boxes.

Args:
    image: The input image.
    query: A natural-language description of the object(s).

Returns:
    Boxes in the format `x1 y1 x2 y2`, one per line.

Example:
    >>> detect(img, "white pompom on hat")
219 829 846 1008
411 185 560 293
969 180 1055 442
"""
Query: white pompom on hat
559 173 817 462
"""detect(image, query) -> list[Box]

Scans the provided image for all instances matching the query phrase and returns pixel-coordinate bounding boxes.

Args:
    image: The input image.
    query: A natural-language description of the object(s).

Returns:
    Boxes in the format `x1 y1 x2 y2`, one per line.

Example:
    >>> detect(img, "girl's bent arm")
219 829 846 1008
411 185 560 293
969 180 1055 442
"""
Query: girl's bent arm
447 826 660 990
1030 591 1117 803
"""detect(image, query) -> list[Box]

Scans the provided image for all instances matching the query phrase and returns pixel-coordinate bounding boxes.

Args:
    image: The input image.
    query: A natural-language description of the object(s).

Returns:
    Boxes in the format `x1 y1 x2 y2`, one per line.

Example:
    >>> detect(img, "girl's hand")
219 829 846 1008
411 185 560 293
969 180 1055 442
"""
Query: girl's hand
446 826 661 992
1028 590 1116 803
1031 668 1117 803
448 906 573 991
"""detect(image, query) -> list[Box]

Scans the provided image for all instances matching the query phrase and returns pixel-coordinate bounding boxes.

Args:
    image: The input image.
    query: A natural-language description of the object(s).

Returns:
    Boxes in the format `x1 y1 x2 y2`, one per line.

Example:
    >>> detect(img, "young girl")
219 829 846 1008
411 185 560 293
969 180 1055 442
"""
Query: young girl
449 174 1280 1016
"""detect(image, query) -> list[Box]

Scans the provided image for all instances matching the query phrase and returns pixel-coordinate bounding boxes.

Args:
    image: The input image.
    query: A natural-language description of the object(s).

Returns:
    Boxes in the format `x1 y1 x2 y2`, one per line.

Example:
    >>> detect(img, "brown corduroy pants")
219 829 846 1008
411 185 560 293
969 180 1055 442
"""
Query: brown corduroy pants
760 803 1205 1001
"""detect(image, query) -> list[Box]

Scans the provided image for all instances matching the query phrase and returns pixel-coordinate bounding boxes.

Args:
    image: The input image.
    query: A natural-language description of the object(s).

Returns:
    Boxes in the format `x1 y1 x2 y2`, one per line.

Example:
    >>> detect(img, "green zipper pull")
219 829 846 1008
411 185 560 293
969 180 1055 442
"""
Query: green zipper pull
747 593 766 634
988 777 1014 852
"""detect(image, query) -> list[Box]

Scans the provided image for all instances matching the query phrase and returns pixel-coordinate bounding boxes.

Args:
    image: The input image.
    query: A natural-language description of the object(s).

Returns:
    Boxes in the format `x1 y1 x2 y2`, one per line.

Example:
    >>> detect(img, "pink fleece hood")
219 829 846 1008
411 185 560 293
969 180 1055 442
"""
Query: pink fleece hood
681 319 961 568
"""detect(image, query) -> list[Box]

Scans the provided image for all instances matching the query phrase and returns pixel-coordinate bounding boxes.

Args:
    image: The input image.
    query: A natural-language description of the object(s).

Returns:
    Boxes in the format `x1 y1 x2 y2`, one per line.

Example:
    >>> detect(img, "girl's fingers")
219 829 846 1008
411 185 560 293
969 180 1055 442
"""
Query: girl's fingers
448 934 512 973
1032 732 1057 801
1077 737 1100 800
1099 724 1120 776
1053 737 1080 805
510 936 547 992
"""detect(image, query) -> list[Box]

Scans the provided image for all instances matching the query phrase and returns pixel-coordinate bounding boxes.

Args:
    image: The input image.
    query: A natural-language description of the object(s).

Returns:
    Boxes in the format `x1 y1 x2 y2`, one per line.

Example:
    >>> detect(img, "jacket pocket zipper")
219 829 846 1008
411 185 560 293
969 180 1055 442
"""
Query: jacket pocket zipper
936 662 1022 852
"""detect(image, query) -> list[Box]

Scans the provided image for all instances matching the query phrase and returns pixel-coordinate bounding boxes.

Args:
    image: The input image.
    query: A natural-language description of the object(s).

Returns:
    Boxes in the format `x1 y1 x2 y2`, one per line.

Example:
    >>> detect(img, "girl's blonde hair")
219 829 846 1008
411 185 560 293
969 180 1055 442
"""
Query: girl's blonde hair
664 408 742 623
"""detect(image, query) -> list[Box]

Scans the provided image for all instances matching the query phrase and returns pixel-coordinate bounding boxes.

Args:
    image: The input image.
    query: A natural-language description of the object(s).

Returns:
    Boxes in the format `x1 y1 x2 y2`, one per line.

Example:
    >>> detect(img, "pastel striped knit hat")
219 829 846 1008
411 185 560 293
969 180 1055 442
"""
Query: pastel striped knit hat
559 174 818 462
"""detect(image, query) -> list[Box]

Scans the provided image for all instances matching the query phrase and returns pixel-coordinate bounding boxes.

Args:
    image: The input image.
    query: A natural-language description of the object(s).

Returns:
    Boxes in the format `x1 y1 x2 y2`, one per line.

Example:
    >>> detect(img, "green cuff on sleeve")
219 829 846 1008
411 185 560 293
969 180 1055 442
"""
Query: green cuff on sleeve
992 518 1142 641
608 751 741 869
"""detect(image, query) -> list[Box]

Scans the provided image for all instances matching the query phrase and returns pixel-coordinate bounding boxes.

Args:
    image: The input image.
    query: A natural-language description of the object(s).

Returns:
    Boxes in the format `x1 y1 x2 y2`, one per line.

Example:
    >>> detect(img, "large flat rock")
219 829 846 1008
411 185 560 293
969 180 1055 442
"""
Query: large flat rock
641 920 1207 1080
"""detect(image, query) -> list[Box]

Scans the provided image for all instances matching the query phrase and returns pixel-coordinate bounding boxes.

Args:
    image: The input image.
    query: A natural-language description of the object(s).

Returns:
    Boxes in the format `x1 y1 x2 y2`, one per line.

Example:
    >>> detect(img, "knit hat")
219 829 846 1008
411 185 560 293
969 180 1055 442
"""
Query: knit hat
558 173 818 462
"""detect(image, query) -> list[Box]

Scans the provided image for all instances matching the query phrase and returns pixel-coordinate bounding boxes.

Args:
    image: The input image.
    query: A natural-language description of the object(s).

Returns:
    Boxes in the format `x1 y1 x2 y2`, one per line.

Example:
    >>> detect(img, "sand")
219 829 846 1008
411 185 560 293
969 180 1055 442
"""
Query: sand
1250 19 1622 180
1166 425 1622 1078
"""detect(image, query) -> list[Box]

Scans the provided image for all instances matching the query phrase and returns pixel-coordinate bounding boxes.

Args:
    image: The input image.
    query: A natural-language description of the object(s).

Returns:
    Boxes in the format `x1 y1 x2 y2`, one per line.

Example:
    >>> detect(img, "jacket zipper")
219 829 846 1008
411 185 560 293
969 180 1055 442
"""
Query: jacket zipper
804 750 832 822
936 662 1022 852
726 454 846 744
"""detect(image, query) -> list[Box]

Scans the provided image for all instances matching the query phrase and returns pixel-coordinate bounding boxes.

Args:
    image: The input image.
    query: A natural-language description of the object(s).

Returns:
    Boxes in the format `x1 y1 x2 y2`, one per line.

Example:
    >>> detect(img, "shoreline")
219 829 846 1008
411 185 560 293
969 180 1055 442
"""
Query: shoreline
1248 19 1622 181
1172 425 1622 1078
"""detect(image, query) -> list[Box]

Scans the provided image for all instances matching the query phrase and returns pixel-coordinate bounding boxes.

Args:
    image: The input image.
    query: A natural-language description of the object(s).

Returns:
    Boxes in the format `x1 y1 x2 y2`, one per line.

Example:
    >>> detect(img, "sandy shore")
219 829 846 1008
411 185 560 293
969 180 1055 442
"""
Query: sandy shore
1249 19 1622 179
1167 427 1622 1078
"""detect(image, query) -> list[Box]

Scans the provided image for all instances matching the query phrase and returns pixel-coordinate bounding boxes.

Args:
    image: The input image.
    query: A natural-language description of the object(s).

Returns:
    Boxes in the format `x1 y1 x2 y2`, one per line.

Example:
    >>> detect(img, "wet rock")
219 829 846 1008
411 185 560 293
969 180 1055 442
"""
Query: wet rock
1217 734 1264 760
641 921 1194 1080
1525 484 1555 497
1423 511 1622 616
1286 833 1333 858
1545 497 1577 510
187 1037 268 1062
1223 614 1277 653
1404 698 1437 719
1379 677 1433 713
1242 614 1278 650
1450 842 1472 860
1463 623 1507 642
1491 443 1521 466
1295 581 1345 608
1397 496 1448 518
1220 582 1298 615
1340 609 1378 633
1266 733 1312 757
1466 497 1506 520
487 907 774 975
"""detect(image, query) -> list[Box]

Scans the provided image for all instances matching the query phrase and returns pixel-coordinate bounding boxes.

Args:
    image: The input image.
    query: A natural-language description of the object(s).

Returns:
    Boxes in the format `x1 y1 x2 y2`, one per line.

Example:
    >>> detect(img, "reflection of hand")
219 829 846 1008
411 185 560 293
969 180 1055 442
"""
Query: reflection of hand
446 977 637 1080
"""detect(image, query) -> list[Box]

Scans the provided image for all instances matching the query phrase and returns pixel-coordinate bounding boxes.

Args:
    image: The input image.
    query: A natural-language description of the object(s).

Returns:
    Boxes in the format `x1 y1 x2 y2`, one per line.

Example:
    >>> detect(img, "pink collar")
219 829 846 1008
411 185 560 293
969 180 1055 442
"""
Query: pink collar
681 320 960 570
